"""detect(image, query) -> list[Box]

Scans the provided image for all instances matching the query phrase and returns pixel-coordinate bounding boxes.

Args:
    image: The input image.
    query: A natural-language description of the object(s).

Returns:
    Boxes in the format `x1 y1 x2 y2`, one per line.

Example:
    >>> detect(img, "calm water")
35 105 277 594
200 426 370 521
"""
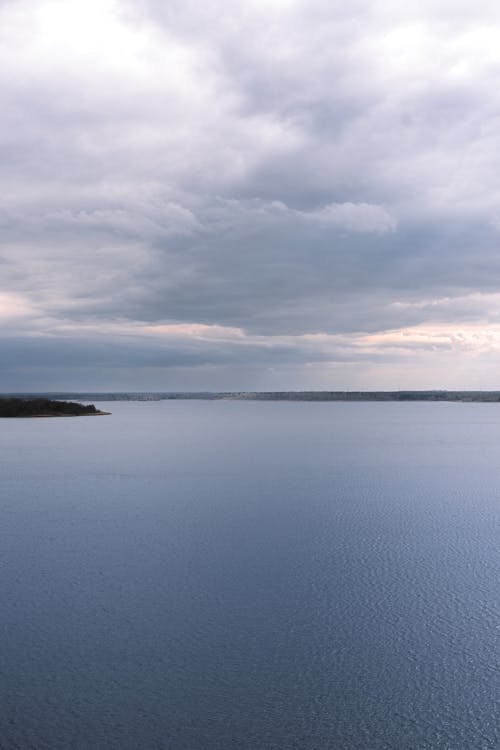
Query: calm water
2 401 500 749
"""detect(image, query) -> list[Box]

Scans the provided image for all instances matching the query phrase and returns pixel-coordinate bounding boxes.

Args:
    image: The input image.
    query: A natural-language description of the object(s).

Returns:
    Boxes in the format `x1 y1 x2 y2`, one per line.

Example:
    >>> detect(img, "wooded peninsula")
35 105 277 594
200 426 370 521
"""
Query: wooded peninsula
0 398 109 418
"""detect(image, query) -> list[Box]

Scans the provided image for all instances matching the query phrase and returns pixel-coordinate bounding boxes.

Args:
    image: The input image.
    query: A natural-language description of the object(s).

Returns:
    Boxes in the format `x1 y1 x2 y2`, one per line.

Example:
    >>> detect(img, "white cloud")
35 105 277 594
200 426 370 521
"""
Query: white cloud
303 203 397 233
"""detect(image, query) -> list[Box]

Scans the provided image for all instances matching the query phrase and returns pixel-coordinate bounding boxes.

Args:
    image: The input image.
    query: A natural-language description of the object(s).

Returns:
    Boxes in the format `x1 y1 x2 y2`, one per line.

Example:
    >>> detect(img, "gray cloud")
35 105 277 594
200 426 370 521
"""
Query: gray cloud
2 0 500 389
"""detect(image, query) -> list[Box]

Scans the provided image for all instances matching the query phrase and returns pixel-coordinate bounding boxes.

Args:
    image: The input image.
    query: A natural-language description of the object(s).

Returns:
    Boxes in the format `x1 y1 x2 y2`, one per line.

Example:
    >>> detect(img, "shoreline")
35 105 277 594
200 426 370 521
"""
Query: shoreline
0 398 111 418
9 390 500 404
1 411 112 419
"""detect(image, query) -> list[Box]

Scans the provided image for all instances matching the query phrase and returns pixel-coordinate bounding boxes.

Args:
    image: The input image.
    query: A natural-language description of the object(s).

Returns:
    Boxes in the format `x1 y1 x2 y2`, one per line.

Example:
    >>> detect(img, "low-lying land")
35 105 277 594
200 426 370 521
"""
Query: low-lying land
8 390 500 403
0 398 110 418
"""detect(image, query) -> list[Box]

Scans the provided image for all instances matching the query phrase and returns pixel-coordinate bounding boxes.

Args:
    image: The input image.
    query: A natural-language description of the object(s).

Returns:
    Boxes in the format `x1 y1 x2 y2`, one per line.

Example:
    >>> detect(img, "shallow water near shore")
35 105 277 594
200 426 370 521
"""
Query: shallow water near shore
2 400 500 748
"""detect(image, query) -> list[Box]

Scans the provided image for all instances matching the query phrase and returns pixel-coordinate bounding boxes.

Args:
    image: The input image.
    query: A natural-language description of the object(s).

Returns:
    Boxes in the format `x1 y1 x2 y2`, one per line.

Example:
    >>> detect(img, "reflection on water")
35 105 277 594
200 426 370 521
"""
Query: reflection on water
1 400 500 749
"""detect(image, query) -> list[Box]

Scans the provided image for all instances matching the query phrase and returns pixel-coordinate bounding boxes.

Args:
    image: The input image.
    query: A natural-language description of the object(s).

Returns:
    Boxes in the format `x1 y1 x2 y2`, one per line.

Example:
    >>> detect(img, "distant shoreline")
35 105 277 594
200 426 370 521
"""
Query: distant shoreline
3 391 500 403
11 414 111 419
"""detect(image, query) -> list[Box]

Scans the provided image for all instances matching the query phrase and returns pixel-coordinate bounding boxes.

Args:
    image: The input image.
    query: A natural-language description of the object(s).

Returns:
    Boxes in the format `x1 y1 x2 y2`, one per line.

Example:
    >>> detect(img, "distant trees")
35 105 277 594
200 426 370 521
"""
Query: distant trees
0 398 99 417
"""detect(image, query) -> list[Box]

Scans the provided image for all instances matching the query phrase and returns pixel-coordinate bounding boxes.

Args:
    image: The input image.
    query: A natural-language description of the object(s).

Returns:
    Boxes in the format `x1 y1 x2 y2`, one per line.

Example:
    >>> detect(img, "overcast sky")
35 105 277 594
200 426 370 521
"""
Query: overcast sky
3 0 500 390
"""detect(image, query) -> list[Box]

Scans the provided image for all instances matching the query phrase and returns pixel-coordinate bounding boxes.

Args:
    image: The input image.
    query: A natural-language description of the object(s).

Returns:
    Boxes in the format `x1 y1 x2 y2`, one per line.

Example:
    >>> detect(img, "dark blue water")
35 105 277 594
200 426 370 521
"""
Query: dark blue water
2 401 500 748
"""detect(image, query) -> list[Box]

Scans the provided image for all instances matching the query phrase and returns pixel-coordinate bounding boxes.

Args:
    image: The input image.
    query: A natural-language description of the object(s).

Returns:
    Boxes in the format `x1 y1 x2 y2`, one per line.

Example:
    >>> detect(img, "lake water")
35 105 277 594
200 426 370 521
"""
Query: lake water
2 400 500 748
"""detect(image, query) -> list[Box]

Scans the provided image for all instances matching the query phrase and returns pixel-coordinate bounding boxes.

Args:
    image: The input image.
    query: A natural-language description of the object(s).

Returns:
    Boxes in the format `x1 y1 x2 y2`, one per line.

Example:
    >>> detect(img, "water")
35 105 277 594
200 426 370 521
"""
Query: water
1 400 500 749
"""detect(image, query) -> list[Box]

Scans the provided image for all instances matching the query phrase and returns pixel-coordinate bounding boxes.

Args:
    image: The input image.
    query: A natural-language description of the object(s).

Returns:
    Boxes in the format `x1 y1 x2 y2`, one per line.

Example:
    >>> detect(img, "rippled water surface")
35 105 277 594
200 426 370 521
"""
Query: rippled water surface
2 400 500 748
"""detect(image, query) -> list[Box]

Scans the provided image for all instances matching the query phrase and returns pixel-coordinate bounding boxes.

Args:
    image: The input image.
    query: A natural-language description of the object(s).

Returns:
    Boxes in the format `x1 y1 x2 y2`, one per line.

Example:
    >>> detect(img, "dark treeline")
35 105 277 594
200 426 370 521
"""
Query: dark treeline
229 391 500 402
0 398 101 417
6 391 500 402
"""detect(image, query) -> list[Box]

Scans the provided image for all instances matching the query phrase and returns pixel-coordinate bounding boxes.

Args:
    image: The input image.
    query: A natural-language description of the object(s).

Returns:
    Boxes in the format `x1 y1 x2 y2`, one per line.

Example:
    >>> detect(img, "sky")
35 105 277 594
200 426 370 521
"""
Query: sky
3 0 500 391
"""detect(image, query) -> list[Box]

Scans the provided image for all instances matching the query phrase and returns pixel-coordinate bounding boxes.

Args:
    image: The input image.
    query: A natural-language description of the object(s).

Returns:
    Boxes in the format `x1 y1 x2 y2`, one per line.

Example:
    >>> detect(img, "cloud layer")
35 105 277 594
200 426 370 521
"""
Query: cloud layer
2 0 500 389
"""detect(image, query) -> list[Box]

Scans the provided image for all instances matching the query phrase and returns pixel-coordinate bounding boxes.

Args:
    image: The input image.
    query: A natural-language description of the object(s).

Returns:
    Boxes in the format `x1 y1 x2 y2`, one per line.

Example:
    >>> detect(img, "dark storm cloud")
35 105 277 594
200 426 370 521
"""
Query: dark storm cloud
2 0 500 388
